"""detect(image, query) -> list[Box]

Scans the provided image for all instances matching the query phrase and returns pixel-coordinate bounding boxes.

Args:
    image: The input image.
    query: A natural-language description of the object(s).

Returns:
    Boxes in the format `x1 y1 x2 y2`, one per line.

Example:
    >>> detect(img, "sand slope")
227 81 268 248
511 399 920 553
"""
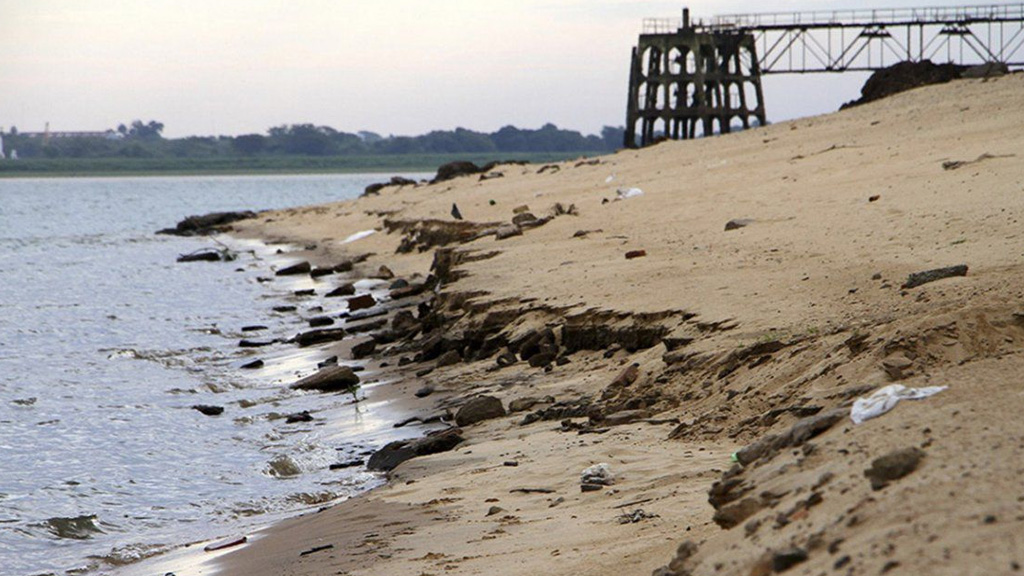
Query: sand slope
215 73 1024 576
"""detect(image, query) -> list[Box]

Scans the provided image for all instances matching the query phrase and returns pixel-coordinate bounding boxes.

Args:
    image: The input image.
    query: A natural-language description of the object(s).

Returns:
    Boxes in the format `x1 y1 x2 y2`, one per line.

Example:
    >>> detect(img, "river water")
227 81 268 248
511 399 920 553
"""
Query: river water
0 174 427 576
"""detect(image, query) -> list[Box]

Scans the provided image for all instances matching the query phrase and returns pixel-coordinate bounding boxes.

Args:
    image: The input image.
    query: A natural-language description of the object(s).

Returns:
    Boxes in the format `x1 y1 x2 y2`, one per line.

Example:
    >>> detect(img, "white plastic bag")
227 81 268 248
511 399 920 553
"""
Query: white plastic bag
850 384 947 424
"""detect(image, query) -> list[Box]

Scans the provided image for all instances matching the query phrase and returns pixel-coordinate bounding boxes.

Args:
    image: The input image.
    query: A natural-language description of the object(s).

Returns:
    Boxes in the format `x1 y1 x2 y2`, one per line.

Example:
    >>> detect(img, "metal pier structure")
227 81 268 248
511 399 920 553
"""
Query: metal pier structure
625 3 1024 147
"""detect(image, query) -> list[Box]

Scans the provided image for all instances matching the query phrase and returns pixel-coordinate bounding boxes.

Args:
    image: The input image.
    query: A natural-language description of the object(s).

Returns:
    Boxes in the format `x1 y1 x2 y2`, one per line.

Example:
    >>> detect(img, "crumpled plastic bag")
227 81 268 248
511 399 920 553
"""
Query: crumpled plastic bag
581 463 615 485
850 384 947 424
615 187 643 200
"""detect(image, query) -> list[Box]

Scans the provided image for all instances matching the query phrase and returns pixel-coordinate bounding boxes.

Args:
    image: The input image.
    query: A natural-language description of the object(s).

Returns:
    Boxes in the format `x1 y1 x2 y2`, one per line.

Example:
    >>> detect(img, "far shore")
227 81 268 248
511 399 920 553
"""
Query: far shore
0 151 601 179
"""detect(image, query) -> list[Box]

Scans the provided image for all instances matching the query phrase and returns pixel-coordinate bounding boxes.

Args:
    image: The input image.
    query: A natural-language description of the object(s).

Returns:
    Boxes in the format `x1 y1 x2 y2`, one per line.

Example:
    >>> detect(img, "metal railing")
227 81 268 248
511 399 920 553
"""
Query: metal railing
712 3 1024 30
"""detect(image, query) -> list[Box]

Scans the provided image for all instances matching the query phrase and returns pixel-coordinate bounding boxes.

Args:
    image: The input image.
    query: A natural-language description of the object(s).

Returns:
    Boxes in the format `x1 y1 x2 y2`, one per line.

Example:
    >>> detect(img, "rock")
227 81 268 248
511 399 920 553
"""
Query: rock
511 212 538 226
285 410 314 423
436 349 462 368
177 248 231 263
351 340 376 359
366 427 464 471
275 261 312 276
192 404 224 416
310 267 335 278
882 353 914 380
713 496 763 529
290 365 360 393
374 265 395 280
317 355 338 369
273 305 297 313
486 506 505 516
390 283 427 299
724 218 754 231
389 278 409 290
391 176 417 186
346 294 376 312
625 250 647 259
962 61 1009 78
455 396 506 427
363 182 386 196
843 60 967 108
902 264 968 289
581 463 615 486
432 161 482 184
308 316 334 328
414 386 435 398
735 408 846 466
240 359 264 369
611 363 640 388
528 351 556 368
450 203 464 220
157 211 256 236
241 325 268 332
334 260 354 273
294 327 347 347
391 310 420 336
293 289 315 296
324 284 355 298
865 447 925 490
495 223 522 240
772 547 809 572
580 483 603 492
600 409 650 426
329 459 364 470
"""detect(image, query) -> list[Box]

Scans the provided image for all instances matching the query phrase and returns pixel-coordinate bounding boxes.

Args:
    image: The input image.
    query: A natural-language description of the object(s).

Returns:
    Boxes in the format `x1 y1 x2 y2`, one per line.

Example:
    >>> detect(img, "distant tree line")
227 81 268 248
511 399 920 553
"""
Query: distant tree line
1 120 624 160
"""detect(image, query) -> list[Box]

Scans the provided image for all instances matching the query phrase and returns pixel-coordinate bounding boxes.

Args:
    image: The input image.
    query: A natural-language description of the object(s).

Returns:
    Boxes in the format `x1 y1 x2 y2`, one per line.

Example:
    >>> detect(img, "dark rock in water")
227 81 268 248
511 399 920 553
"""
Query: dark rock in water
367 427 464 471
389 278 410 290
192 404 224 416
326 283 356 298
276 261 312 276
291 365 360 393
239 339 275 348
415 386 435 398
865 447 925 490
294 327 347 347
240 359 264 370
329 459 365 470
902 264 968 289
310 267 335 278
724 218 754 231
436 349 462 368
241 325 268 332
432 161 482 184
317 355 338 369
157 211 256 236
273 305 297 313
177 248 232 263
334 260 354 273
346 294 376 311
293 289 315 296
285 410 314 423
44 514 105 539
308 316 335 328
772 547 809 572
351 339 376 359
455 395 506 427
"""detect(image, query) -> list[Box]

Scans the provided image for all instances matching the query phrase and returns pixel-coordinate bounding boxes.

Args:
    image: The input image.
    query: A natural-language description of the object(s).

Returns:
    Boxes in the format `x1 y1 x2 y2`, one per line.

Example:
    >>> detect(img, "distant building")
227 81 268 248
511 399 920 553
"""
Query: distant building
19 129 123 140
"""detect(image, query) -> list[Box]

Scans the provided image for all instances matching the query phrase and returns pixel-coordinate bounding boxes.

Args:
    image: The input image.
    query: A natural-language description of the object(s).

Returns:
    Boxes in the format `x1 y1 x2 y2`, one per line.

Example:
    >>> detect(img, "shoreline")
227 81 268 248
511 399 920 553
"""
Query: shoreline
130 73 1024 576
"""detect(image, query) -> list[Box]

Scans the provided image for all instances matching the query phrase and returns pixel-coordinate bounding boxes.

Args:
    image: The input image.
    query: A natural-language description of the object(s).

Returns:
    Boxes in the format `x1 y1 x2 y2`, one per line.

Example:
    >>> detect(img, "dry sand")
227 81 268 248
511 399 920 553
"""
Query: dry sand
202 73 1024 576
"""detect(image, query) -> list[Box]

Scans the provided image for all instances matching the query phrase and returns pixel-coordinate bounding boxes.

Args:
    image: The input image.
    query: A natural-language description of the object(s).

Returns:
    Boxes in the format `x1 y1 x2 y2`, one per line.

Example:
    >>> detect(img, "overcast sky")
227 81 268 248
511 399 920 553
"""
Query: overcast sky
0 0 985 138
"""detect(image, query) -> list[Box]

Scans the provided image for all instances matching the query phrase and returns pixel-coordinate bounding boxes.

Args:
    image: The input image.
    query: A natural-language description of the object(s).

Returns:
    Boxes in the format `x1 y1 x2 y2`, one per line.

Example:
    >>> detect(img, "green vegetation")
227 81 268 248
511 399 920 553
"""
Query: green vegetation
0 121 623 177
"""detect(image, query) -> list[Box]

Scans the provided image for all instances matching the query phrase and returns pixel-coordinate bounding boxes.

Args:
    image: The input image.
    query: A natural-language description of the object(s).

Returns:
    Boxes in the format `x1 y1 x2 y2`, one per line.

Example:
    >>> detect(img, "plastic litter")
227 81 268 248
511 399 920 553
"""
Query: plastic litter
581 463 615 486
342 229 375 244
615 187 644 200
605 174 616 183
850 384 947 424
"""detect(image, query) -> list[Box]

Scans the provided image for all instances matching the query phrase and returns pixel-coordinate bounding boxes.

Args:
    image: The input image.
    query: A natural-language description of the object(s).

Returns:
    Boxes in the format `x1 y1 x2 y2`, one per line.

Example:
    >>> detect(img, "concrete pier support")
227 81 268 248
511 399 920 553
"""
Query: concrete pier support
625 22 766 148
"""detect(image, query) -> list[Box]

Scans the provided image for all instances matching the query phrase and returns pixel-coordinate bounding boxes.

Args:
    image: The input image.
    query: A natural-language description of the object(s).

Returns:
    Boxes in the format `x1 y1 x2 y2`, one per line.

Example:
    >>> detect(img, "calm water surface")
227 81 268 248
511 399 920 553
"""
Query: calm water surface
0 174 427 575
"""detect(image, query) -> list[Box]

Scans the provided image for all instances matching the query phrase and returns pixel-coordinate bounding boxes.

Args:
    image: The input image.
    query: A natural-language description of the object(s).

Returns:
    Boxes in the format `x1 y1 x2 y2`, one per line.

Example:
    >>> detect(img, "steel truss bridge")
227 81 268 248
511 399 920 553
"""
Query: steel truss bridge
642 3 1024 74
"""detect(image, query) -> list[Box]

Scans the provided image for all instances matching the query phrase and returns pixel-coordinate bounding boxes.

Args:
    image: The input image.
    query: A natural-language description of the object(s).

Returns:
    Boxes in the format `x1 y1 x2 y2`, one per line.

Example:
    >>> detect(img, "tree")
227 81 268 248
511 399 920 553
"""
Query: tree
127 120 164 139
232 134 266 155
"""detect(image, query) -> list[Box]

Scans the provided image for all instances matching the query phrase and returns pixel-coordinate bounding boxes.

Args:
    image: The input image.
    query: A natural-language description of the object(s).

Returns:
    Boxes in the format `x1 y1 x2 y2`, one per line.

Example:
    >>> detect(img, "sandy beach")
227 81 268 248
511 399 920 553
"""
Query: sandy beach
187 73 1024 576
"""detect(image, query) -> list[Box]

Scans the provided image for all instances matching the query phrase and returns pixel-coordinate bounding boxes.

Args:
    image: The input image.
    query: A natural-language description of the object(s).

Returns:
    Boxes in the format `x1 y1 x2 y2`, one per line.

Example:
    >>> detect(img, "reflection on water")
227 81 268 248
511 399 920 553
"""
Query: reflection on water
0 174 430 575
